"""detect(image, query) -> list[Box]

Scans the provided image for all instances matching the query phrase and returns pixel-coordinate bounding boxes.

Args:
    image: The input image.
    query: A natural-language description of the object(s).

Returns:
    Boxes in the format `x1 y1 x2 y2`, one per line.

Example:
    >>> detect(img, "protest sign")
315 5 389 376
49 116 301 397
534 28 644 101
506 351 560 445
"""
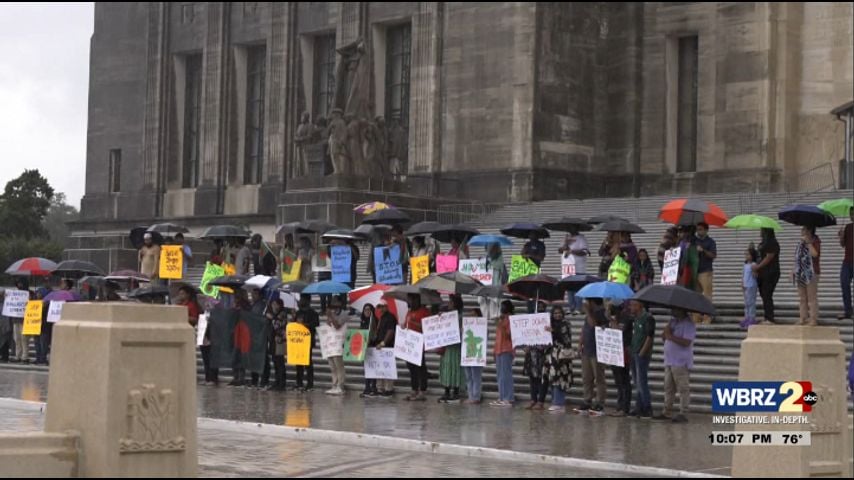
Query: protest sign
595 327 625 367
199 262 224 298
410 255 430 285
2 289 29 318
509 313 553 347
159 245 183 279
436 254 458 274
22 301 43 336
394 326 424 366
286 323 312 366
47 300 65 323
422 311 461 350
509 255 540 282
661 247 682 286
561 255 576 278
374 244 404 284
331 245 352 283
196 313 208 347
364 348 398 380
317 325 346 359
281 250 300 282
461 317 488 367
458 258 494 285
344 329 369 362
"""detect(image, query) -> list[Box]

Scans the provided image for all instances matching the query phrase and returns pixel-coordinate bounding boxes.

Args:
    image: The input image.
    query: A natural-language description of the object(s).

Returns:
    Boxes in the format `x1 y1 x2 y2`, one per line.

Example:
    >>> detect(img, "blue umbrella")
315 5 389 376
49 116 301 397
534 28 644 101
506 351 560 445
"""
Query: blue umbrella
575 281 635 300
468 234 514 247
778 204 837 227
302 281 352 295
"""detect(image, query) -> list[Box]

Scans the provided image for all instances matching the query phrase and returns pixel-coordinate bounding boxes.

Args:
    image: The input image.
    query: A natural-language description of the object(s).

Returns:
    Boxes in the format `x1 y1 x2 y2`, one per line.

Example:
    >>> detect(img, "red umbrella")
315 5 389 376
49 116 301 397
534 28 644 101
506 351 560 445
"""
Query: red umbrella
659 199 728 227
5 257 58 276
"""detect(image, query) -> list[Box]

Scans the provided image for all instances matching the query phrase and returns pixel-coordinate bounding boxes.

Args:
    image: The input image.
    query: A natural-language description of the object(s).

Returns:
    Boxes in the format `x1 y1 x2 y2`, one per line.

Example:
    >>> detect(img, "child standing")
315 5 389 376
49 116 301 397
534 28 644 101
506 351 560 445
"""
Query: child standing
741 248 759 329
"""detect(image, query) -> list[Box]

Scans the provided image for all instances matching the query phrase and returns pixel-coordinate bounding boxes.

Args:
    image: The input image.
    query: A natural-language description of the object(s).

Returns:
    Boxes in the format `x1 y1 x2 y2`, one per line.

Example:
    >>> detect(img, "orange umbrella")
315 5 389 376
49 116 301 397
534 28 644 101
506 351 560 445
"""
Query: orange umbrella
659 199 728 227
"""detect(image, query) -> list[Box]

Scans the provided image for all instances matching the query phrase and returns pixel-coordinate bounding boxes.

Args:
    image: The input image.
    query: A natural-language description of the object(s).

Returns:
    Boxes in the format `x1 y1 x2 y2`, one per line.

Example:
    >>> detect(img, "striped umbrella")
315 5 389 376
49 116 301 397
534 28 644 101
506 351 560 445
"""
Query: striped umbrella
5 257 58 276
659 199 728 227
354 201 392 215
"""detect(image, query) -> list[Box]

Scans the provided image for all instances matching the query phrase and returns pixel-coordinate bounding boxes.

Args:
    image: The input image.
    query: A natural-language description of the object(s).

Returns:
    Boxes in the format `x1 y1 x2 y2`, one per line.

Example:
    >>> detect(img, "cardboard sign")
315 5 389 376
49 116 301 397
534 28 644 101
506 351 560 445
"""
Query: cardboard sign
159 245 183 279
344 329 369 362
410 255 430 285
509 313 552 347
2 289 29 318
509 255 540 282
661 247 681 286
422 311 461 350
47 300 65 323
196 313 208 347
394 326 424 366
459 258 494 285
331 245 352 284
461 317 488 367
561 255 576 279
286 323 312 366
595 327 625 367
317 324 346 359
312 249 331 273
436 254 458 274
374 245 404 285
22 301 43 336
199 262 225 298
364 348 398 380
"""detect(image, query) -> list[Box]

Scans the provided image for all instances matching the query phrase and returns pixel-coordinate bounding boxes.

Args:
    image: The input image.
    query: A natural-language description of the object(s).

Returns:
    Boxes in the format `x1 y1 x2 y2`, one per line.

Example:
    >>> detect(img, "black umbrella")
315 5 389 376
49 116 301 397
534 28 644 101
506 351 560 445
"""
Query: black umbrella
469 284 506 299
506 274 563 302
276 222 302 236
500 223 550 239
598 220 646 234
362 208 411 225
778 205 837 228
588 215 629 225
542 217 593 232
405 221 445 236
147 223 190 235
209 275 252 289
130 227 164 249
280 280 309 293
557 274 603 292
632 284 715 316
384 284 443 305
51 260 105 277
301 219 338 234
414 271 481 295
431 225 480 244
128 285 171 301
200 225 251 240
322 229 360 241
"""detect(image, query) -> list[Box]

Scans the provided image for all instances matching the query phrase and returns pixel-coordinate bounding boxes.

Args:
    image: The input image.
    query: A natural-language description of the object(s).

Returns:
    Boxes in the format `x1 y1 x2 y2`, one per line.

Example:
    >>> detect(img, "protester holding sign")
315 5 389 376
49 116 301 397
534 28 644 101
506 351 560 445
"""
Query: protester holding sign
630 300 656 418
295 296 320 391
490 300 516 407
656 308 695 423
403 294 430 402
324 298 348 396
676 225 700 290
373 300 398 396
522 338 548 410
559 228 589 314
543 306 575 413
138 233 160 281
268 299 289 391
438 296 465 403
578 299 607 414
359 305 379 398
607 302 634 417
0 290 10 362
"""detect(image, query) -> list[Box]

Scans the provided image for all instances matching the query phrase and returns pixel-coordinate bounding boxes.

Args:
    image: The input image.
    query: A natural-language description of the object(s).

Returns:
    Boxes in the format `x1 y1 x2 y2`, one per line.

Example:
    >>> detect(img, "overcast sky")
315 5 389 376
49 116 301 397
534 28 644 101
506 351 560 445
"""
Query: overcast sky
0 3 94 208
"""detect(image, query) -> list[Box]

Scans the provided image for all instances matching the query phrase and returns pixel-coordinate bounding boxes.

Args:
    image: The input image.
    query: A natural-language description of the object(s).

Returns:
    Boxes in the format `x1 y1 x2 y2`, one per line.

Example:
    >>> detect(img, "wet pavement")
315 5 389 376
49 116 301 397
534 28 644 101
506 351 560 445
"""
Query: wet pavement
0 370 731 476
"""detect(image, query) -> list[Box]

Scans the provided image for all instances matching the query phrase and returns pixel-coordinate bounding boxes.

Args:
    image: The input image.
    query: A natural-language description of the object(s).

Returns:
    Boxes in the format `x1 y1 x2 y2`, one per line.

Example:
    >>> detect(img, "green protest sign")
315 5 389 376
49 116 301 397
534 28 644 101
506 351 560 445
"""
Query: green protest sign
344 329 369 362
509 255 540 282
200 262 225 298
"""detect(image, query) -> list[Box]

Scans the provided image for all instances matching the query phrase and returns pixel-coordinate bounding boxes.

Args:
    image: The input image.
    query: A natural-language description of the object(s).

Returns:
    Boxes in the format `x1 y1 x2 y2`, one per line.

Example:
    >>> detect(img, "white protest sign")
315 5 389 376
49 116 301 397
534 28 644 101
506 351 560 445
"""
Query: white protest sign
364 348 398 380
661 247 682 286
509 313 553 348
196 313 208 347
47 300 65 323
595 327 625 367
2 290 29 318
561 255 576 278
458 258 494 286
279 291 299 310
422 311 461 350
394 326 424 366
461 317 488 367
317 325 346 359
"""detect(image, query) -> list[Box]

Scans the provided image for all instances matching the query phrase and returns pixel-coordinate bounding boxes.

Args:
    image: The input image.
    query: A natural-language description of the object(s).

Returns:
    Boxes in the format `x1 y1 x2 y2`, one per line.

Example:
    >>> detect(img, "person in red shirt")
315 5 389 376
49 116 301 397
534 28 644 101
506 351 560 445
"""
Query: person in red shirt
404 294 430 401
175 285 200 326
839 207 854 320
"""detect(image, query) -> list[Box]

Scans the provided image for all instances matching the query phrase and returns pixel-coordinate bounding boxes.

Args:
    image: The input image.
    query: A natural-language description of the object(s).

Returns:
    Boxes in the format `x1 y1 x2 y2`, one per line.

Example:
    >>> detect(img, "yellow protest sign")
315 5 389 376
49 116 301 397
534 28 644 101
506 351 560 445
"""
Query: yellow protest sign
282 259 302 283
220 262 236 294
286 322 311 366
23 301 43 336
159 245 183 279
410 255 430 284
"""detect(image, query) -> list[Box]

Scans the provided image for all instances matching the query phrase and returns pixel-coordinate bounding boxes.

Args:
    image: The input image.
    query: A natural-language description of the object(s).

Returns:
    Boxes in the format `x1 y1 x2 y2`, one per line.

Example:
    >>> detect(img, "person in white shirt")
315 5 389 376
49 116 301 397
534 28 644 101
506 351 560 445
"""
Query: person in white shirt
558 227 590 315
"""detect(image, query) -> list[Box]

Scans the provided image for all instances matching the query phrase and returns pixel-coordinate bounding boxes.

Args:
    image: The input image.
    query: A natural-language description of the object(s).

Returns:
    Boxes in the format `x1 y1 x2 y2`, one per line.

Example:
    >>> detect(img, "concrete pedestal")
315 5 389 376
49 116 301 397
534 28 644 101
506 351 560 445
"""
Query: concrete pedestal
44 303 198 477
731 325 851 478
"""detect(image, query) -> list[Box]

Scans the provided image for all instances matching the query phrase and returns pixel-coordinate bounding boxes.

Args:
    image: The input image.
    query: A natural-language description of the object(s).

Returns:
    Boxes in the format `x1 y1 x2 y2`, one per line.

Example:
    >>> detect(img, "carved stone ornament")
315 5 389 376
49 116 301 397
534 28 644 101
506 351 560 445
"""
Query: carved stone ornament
119 384 186 453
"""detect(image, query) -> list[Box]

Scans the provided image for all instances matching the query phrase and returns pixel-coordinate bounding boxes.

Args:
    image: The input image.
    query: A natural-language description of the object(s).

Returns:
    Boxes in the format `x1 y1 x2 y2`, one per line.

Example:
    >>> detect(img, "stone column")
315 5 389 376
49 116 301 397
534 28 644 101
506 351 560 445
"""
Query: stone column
408 2 443 182
142 2 169 217
731 325 851 478
44 303 198 477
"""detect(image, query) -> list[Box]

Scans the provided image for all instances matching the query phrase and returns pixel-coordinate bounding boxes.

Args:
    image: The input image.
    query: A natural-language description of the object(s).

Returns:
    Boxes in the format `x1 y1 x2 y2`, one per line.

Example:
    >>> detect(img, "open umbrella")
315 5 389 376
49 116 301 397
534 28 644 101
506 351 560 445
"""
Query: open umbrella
348 284 409 320
354 201 392 215
468 234 514 247
43 289 80 302
322 229 360 242
200 225 251 240
383 285 442 305
209 275 251 289
147 223 190 235
500 223 550 239
588 215 628 225
128 285 171 301
280 280 309 293
724 214 781 232
405 221 445 236
105 270 150 282
659 199 728 227
130 227 164 249
302 280 352 295
778 205 837 228
598 220 645 234
469 285 506 299
431 225 480 244
300 219 338 234
818 198 854 218
243 275 282 291
5 257 58 276
542 217 593 232
557 274 604 293
415 271 481 295
51 260 105 277
362 208 411 225
575 281 634 300
276 222 302 236
506 274 563 302
633 284 715 316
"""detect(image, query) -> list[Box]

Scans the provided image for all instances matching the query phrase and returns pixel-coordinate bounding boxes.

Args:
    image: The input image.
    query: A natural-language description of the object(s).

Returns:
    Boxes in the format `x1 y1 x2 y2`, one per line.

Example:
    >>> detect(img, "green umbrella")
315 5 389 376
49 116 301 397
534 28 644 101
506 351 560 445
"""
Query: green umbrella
724 214 781 232
817 198 854 217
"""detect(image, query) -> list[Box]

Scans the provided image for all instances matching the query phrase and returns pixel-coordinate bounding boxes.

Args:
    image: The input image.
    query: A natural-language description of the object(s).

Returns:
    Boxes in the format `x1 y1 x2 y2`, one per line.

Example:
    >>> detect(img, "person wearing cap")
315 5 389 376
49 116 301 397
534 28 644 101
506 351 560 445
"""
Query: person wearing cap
324 297 348 395
373 300 398 396
138 233 161 281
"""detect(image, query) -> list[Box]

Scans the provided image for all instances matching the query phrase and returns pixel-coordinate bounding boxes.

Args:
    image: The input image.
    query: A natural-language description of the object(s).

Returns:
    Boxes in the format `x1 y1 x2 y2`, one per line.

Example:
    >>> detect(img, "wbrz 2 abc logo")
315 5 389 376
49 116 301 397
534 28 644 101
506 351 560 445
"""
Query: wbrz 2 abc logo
712 381 817 413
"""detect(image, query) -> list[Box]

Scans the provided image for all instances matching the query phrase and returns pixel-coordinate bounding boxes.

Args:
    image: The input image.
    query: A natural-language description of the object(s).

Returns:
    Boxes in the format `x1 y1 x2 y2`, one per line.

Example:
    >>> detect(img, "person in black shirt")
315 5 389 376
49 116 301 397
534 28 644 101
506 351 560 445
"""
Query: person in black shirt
359 304 379 397
608 302 633 416
373 300 398 397
753 228 781 323
295 295 320 391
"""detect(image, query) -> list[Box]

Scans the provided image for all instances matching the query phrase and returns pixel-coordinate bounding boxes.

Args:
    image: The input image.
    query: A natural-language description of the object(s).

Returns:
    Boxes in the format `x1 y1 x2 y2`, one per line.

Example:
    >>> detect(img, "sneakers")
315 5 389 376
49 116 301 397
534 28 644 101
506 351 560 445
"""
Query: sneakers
547 405 565 413
325 388 337 395
332 388 345 396
672 414 688 423
489 400 512 408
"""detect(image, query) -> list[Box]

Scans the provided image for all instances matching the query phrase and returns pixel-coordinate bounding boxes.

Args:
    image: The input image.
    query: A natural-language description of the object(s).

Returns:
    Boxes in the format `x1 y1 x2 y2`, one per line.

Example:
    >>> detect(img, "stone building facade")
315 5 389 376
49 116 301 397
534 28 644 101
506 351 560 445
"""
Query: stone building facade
77 2 853 238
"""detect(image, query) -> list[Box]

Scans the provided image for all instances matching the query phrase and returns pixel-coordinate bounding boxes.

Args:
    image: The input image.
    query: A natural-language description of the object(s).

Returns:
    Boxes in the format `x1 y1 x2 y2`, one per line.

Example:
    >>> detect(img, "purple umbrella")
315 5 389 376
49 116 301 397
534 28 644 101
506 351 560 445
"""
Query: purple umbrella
43 290 80 302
